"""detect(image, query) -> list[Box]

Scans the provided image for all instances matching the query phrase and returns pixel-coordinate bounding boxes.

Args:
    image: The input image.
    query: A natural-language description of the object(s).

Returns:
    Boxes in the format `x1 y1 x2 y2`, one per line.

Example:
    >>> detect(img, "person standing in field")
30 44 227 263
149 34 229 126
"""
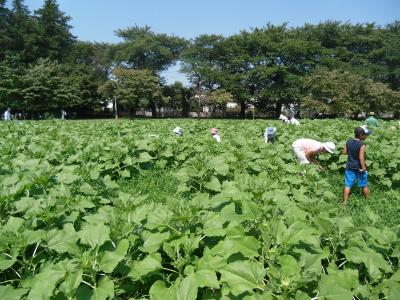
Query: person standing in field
61 109 67 120
292 138 335 164
210 128 221 143
3 108 11 121
264 126 277 143
365 112 379 127
342 126 371 205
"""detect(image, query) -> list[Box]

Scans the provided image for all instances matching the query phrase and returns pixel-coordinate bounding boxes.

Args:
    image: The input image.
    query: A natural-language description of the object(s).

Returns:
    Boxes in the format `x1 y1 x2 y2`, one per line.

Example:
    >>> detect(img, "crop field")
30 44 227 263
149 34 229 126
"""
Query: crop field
0 119 399 300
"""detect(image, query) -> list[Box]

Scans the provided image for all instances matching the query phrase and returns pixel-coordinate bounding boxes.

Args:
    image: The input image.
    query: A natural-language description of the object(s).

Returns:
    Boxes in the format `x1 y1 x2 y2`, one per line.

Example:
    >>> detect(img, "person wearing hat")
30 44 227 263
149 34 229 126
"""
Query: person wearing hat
172 126 183 136
365 112 379 127
210 128 221 143
264 126 277 143
342 125 371 205
292 138 336 164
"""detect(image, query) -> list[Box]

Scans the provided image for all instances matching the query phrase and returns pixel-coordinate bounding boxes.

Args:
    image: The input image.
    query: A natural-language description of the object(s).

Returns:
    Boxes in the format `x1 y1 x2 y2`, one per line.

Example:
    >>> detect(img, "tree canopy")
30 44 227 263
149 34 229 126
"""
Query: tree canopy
0 0 399 118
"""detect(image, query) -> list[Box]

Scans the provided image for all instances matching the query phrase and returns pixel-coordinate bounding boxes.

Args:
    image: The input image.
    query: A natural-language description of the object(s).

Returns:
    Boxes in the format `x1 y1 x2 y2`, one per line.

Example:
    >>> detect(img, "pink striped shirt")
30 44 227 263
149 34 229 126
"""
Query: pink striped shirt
293 139 324 153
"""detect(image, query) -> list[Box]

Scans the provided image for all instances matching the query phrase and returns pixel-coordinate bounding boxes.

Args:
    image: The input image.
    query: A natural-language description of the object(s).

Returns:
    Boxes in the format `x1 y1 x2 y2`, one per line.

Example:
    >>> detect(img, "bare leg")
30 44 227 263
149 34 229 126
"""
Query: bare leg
343 187 351 205
362 186 369 200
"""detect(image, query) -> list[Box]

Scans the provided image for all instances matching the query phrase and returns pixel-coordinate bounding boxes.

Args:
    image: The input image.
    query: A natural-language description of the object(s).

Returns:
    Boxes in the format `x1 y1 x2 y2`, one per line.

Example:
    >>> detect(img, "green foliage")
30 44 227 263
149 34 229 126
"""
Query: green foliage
0 119 399 299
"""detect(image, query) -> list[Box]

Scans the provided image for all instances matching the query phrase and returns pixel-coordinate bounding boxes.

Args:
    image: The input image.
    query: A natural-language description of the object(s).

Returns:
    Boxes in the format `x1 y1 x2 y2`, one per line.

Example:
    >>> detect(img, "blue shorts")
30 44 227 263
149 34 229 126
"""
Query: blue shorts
344 169 368 188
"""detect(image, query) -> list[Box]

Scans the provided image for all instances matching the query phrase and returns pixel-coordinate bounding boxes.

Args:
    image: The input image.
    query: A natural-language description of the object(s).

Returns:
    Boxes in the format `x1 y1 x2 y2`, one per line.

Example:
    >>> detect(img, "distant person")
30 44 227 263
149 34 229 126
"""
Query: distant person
365 112 378 127
172 126 183 136
3 108 11 121
264 126 277 143
61 109 67 120
210 128 221 143
288 115 300 125
292 138 335 164
342 126 371 205
279 114 289 124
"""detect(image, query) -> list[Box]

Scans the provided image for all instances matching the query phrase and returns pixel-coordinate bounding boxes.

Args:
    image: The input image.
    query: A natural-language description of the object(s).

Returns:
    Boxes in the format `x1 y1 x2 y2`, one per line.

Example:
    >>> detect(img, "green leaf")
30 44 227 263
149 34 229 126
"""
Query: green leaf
145 205 174 230
318 268 359 300
99 239 129 273
129 252 162 280
137 152 153 163
140 231 170 253
177 274 198 300
77 223 110 248
212 156 229 176
26 262 67 300
102 175 119 189
343 246 391 280
90 276 114 300
195 270 219 288
210 236 260 258
59 268 83 298
80 182 97 195
220 260 266 296
204 176 221 192
149 281 177 300
46 223 80 255
0 285 28 300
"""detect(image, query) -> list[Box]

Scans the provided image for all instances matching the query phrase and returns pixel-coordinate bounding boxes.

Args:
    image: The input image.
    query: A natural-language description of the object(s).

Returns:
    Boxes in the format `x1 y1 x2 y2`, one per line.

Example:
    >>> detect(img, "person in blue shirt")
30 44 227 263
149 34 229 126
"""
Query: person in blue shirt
342 125 371 205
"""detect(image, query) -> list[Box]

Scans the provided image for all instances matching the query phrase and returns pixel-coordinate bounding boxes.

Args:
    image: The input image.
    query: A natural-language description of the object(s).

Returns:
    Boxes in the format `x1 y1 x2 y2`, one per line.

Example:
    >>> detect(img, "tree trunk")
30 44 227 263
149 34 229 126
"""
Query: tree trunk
129 106 136 119
275 102 283 118
239 101 246 119
181 94 190 118
151 102 158 118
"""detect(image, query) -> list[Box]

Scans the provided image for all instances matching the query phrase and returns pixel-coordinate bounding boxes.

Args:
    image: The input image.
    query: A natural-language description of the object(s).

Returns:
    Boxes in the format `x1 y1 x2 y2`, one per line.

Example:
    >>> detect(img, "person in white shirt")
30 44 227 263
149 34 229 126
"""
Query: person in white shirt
292 138 335 164
264 127 277 143
288 115 300 125
3 108 11 121
172 126 183 136
210 128 221 143
61 109 67 120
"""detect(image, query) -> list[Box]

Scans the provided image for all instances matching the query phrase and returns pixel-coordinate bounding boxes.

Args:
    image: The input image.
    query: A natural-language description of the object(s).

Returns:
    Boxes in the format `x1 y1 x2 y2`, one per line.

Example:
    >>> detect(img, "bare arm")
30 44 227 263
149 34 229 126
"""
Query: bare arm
305 150 318 163
359 145 367 171
342 144 348 155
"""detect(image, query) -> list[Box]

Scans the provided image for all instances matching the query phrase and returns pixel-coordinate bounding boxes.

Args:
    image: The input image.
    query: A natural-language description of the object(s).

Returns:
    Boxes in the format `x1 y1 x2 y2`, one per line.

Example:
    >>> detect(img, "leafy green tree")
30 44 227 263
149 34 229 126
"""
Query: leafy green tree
303 67 400 117
114 25 187 73
34 0 75 61
21 58 79 116
0 55 25 110
162 81 192 117
209 89 233 117
112 68 164 118
6 0 38 63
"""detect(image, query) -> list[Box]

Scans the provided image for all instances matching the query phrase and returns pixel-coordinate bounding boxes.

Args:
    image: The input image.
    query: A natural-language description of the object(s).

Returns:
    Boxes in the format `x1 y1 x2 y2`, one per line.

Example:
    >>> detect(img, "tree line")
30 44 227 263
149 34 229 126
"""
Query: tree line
1 0 399 119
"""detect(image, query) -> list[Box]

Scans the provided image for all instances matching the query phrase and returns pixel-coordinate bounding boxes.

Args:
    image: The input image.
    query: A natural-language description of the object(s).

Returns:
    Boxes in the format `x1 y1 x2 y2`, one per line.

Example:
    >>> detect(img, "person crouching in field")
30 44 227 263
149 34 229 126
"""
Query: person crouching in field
172 126 183 136
292 138 336 164
342 126 371 205
264 126 277 143
210 128 221 143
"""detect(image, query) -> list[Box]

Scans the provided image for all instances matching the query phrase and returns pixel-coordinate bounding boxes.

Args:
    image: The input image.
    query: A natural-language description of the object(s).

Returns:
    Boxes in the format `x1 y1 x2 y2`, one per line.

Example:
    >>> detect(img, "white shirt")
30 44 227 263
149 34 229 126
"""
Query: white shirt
4 110 11 120
212 134 221 143
290 118 300 125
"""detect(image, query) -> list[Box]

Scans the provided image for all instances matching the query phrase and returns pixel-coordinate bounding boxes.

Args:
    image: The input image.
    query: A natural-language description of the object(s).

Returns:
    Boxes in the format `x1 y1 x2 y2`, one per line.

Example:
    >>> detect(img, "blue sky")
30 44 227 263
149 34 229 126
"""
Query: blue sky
23 0 400 84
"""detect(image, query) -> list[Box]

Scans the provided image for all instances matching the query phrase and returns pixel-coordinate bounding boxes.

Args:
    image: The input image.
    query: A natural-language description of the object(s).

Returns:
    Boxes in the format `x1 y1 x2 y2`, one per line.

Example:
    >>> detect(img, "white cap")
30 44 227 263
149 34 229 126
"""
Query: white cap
323 142 336 153
172 127 182 134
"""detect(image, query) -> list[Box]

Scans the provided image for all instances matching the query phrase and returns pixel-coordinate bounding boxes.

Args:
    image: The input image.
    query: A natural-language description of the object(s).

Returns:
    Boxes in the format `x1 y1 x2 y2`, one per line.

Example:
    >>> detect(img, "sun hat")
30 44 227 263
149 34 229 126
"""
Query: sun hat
369 112 375 116
210 128 218 134
172 127 182 134
355 125 372 136
266 127 276 134
322 142 336 153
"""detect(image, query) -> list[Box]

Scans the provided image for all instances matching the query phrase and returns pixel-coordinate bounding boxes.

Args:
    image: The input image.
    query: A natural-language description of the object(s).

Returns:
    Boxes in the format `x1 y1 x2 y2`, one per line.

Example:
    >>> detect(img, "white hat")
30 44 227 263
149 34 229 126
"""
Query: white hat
172 127 182 134
323 142 336 153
